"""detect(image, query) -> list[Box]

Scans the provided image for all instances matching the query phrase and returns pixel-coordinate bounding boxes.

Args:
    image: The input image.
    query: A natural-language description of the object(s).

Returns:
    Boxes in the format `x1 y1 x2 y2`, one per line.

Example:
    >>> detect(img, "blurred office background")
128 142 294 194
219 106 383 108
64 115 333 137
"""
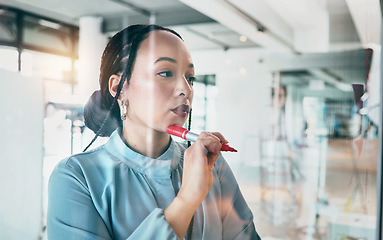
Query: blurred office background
0 0 381 239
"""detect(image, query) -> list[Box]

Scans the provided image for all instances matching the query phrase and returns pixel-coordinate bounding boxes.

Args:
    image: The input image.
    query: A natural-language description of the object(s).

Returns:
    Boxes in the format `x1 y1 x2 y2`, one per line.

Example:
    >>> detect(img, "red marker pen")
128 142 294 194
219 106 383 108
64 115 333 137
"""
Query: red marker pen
167 125 238 152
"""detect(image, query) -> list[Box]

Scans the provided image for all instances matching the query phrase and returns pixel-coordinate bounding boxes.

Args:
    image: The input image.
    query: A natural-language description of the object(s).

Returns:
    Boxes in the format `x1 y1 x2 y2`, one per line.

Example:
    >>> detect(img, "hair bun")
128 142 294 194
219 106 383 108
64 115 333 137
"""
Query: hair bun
84 90 120 137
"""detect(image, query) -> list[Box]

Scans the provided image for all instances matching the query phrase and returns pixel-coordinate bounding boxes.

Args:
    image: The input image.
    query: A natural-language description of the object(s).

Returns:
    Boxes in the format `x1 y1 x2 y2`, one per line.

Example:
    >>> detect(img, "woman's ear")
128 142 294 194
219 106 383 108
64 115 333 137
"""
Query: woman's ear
108 74 123 98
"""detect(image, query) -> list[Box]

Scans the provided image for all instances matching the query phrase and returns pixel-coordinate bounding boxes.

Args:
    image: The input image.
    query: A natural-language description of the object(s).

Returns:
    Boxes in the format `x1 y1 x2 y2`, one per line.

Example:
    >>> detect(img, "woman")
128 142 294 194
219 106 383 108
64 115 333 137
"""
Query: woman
47 24 261 240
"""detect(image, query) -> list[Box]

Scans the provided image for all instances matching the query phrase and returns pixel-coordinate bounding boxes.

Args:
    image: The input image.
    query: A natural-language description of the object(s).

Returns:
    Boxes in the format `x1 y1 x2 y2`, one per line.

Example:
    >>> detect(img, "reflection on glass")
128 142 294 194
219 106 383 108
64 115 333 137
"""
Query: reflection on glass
247 47 380 240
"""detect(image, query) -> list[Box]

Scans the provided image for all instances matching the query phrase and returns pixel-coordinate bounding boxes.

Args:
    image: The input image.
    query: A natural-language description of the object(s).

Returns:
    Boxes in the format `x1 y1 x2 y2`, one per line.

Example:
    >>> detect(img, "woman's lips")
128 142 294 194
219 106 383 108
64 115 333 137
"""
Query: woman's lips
171 104 189 118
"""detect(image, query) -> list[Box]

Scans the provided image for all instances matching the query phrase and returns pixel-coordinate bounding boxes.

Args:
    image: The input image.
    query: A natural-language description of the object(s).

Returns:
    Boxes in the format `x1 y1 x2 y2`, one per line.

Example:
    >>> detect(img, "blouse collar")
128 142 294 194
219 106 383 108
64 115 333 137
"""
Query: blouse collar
104 129 182 178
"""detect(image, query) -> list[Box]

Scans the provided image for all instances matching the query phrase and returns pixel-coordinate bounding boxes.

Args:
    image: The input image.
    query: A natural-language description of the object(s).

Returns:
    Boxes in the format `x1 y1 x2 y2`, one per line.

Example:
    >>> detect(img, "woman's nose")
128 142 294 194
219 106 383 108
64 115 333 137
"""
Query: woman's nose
175 76 193 98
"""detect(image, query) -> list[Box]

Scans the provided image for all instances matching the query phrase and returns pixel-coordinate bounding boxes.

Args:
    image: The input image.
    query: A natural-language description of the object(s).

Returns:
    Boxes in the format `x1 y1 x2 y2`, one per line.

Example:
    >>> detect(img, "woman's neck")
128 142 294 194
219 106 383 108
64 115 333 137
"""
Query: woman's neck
121 121 170 159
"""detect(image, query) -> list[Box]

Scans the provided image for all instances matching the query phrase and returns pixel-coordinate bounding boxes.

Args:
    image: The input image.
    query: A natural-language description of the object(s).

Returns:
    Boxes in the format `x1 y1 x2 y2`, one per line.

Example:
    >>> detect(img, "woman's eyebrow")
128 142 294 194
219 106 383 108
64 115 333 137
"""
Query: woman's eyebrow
154 57 194 68
154 57 176 64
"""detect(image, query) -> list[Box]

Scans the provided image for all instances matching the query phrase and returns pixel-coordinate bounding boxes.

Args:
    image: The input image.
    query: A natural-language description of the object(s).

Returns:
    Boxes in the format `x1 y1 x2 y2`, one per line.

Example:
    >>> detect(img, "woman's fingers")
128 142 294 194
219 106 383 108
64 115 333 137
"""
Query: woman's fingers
196 132 222 167
210 132 228 144
198 132 221 153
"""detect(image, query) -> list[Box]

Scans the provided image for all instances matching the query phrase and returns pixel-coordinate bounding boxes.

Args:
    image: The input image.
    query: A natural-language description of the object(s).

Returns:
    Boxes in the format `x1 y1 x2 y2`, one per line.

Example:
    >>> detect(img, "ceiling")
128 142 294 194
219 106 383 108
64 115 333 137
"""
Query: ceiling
0 0 381 52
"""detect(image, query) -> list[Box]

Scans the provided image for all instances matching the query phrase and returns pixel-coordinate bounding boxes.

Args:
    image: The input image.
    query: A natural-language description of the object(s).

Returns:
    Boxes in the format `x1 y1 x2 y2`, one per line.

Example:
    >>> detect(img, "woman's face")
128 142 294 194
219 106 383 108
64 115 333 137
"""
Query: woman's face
123 30 194 133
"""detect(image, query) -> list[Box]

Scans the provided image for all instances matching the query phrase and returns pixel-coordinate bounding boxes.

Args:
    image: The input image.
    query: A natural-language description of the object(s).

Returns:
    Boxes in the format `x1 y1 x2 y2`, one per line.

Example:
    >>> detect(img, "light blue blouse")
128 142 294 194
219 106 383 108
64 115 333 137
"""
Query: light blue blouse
47 130 261 240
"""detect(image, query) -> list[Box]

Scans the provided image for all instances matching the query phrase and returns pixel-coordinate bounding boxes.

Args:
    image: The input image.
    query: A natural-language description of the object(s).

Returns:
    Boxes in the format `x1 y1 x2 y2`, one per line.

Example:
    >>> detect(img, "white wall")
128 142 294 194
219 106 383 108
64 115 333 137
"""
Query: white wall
0 69 44 239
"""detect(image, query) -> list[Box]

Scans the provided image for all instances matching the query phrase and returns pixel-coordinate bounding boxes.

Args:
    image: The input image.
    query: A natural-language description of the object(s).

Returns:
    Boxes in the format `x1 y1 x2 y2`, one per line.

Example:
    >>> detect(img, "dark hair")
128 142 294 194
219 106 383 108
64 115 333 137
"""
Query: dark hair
83 24 183 151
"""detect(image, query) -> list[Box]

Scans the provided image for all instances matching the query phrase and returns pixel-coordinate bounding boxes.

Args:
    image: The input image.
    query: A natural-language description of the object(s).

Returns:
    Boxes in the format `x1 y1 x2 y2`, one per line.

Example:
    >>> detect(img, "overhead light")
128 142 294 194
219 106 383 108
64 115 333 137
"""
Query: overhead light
239 35 247 42
240 68 247 75
38 19 61 30
225 58 232 65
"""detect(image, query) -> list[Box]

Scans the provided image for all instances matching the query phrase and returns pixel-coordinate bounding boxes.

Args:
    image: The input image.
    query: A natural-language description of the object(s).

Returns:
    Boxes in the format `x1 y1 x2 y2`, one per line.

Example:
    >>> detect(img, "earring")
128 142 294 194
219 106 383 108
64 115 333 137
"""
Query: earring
120 101 127 121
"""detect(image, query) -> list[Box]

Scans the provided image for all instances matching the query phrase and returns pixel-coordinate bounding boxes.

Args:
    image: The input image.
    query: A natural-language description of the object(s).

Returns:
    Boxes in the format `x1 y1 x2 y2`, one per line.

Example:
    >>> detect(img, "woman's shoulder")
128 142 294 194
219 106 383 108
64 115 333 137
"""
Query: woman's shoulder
51 145 110 179
49 144 123 195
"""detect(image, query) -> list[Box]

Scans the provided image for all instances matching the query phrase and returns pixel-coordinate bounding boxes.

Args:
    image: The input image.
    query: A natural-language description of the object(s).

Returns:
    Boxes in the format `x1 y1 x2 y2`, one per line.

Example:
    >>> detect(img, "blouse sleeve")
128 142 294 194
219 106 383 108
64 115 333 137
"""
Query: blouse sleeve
216 156 262 240
47 160 178 240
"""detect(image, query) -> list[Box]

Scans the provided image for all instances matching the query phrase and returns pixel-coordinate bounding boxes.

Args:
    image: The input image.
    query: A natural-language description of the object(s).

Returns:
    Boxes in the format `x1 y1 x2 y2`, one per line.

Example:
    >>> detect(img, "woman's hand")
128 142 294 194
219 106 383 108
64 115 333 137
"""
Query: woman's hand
178 131 227 207
164 131 227 238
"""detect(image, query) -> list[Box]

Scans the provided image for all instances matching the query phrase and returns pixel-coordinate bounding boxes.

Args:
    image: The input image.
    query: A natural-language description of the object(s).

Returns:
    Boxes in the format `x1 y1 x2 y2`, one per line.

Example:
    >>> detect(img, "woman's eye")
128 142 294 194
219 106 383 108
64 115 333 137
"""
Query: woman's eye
187 76 195 83
158 71 173 77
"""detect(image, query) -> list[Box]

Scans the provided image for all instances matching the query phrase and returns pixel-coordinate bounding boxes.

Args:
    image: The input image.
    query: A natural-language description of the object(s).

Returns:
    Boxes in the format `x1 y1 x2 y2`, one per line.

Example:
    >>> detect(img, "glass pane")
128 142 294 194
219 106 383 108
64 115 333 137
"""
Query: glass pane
21 50 72 79
0 9 17 43
244 48 380 239
21 50 73 102
23 15 74 54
